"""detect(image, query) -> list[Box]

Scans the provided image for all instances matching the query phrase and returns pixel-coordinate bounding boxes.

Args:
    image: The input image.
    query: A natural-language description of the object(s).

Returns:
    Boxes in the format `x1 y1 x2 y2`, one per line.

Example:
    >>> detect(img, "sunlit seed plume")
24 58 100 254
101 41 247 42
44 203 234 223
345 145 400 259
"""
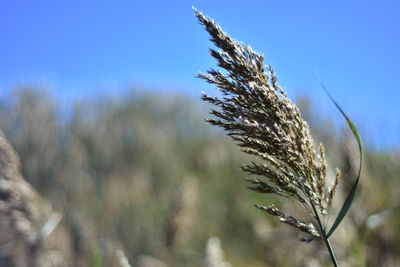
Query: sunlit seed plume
195 9 341 239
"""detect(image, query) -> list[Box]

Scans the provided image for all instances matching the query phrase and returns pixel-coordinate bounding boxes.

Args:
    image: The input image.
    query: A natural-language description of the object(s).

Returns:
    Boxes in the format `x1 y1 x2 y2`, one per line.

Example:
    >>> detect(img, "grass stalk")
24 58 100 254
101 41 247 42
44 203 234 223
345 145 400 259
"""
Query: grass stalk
324 237 339 267
311 202 339 267
195 9 361 266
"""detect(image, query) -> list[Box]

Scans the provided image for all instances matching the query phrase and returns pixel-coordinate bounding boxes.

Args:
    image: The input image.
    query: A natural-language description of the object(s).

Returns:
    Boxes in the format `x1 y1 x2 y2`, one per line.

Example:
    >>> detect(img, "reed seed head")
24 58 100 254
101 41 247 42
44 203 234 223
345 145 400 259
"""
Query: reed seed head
195 9 340 239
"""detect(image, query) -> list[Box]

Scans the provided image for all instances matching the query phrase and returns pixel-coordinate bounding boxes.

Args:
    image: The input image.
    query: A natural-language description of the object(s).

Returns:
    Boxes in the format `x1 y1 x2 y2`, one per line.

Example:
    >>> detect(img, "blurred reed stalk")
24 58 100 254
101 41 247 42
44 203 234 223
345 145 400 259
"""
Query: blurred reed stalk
0 130 66 267
195 9 362 267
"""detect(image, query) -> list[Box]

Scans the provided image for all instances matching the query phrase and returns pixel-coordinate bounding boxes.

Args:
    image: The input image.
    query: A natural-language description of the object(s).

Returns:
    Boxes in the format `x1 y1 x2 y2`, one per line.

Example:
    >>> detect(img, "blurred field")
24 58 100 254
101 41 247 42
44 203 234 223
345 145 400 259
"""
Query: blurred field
0 87 398 266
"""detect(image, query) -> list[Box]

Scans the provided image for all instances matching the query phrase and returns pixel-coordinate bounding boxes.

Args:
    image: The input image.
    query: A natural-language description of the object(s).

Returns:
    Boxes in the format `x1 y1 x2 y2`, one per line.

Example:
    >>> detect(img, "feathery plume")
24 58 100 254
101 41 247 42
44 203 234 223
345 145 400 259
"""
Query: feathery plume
195 9 340 241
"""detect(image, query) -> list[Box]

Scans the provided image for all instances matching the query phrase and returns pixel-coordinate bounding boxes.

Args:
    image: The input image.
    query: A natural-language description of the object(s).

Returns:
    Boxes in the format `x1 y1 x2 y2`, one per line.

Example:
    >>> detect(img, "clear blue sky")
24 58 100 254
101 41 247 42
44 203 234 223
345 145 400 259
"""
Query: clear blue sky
1 0 399 149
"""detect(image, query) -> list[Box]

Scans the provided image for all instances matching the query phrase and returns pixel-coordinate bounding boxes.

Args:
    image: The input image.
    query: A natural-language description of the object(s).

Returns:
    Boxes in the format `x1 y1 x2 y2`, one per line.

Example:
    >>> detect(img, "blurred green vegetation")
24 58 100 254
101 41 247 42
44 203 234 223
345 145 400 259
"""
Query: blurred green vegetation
0 87 398 266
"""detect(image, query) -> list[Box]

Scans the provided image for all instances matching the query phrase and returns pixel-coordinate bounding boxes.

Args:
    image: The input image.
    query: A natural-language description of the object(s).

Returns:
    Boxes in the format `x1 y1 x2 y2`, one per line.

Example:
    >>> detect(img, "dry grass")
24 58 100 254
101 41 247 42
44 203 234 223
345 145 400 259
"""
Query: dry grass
195 9 361 266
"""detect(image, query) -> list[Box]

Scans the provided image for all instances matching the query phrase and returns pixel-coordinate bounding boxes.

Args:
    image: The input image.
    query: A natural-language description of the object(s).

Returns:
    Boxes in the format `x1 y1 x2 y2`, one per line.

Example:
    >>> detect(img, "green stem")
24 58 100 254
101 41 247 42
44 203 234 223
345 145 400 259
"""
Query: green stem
310 204 339 267
323 236 339 267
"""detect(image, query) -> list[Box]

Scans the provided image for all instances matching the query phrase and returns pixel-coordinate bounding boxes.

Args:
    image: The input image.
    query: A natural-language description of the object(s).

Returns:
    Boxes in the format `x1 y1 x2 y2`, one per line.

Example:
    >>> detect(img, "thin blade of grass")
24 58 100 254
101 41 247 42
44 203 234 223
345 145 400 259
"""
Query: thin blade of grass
319 83 363 238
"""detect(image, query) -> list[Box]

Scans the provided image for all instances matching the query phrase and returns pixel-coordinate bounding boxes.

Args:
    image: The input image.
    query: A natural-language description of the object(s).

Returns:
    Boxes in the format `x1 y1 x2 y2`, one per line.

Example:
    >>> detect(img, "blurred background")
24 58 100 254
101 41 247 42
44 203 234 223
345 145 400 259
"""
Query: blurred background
0 1 399 266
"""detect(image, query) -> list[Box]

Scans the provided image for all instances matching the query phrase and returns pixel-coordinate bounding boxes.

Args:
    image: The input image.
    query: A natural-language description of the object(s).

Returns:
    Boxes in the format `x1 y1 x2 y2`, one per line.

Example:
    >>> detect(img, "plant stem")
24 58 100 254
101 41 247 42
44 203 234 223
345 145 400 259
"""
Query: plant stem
323 236 338 267
310 204 339 267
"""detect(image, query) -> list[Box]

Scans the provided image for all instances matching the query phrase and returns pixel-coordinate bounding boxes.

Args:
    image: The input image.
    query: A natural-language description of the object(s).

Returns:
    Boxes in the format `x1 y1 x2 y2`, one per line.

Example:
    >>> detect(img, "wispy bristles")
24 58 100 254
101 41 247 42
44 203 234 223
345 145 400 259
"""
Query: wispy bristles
327 168 341 208
254 204 320 238
196 10 341 238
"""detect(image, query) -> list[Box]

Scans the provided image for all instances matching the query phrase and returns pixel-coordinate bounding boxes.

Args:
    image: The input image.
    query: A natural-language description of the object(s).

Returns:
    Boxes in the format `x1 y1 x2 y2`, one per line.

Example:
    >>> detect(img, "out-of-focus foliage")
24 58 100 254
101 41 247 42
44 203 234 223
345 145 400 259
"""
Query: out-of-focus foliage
0 87 398 266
